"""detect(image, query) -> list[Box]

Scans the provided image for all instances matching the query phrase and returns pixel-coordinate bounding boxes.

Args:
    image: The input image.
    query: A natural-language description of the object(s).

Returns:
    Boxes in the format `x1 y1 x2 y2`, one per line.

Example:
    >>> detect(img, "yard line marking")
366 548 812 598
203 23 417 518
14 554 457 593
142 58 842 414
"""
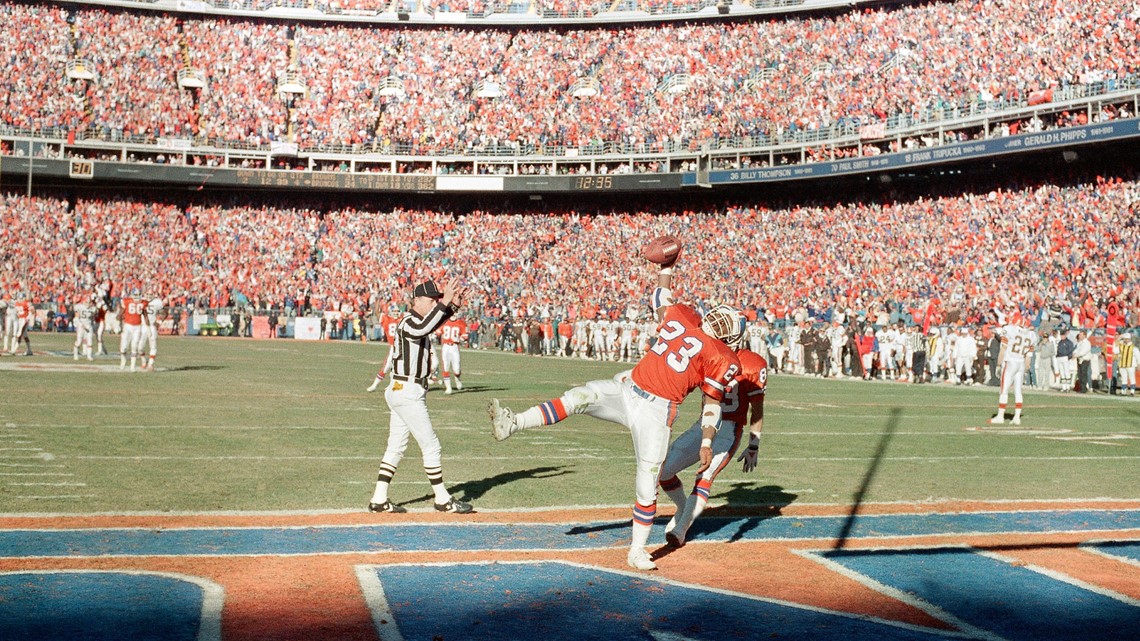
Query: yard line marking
0 448 43 452
5 482 88 487
0 463 67 468
60 454 1140 463
0 472 74 477
11 495 96 500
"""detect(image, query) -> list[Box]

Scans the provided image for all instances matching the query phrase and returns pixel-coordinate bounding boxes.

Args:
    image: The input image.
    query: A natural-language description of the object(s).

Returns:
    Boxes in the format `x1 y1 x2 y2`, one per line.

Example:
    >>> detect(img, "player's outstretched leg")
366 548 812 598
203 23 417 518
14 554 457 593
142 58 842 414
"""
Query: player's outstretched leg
489 399 519 441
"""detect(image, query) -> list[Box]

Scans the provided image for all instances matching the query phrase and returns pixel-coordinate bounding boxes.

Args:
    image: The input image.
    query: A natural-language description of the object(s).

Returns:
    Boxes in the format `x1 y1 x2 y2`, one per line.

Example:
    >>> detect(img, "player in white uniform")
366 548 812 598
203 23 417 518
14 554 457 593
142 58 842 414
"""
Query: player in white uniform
72 296 96 361
0 296 10 354
591 318 608 360
827 321 847 377
953 327 978 384
989 313 1036 425
143 297 164 370
618 318 636 362
93 283 111 355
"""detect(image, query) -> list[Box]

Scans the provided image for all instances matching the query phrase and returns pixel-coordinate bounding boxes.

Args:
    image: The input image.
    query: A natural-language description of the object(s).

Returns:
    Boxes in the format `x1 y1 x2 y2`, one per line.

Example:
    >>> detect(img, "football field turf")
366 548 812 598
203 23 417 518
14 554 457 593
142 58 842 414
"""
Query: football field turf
1 333 1137 514
2 334 1139 641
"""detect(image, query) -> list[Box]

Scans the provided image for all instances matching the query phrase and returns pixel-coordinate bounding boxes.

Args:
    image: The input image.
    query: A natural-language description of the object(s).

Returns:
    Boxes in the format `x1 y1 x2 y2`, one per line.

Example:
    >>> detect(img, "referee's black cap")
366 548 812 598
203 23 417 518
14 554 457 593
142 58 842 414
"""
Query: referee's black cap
413 280 444 299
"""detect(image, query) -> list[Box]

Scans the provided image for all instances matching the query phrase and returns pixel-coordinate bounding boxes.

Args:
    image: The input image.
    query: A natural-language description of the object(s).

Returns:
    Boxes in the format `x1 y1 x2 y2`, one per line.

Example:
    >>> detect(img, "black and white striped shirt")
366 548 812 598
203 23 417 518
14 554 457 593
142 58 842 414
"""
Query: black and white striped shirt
392 303 456 382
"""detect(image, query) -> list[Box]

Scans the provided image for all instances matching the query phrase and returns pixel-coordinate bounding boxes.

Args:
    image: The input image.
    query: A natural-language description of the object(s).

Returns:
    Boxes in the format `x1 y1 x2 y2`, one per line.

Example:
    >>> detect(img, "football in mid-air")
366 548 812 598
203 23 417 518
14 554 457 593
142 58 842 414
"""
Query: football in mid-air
641 234 682 266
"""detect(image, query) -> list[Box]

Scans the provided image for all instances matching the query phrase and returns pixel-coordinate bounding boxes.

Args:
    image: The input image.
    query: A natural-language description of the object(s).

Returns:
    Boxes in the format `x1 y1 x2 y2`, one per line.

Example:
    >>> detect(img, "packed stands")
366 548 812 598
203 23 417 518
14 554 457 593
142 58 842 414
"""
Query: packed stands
3 169 1138 329
2 0 1136 155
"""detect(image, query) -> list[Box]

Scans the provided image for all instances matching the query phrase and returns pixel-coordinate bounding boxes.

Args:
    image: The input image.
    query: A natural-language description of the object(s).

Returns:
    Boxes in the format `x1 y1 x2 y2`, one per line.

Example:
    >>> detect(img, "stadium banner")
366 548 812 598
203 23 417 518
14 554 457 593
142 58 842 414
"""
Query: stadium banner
693 117 1140 186
437 176 504 191
293 317 322 341
2 118 1137 192
503 174 683 192
251 316 272 339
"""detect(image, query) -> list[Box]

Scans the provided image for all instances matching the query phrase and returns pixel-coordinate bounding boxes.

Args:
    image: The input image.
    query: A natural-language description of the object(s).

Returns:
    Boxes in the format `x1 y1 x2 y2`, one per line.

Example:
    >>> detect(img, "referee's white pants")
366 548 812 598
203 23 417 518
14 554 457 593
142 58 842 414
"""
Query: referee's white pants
382 381 442 469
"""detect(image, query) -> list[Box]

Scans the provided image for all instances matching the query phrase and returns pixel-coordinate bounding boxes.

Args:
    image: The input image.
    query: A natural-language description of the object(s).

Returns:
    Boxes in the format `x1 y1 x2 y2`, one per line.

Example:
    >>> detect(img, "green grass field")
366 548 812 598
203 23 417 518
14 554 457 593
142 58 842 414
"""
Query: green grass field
2 333 1138 514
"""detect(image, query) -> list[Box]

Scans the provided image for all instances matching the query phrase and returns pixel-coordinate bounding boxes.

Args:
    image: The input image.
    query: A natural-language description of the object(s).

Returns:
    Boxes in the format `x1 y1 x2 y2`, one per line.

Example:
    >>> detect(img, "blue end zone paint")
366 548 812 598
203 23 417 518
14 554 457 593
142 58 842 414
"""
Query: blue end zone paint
1090 541 1140 564
0 572 205 641
2 509 1139 557
371 561 962 641
814 548 1140 641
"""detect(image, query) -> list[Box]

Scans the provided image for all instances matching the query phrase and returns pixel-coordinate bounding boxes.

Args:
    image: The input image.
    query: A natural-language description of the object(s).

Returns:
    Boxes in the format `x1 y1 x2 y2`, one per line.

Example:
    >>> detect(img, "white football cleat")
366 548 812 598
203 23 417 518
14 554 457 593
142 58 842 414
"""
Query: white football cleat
988 415 1004 425
489 399 518 441
627 547 657 571
366 379 381 393
1011 416 1021 426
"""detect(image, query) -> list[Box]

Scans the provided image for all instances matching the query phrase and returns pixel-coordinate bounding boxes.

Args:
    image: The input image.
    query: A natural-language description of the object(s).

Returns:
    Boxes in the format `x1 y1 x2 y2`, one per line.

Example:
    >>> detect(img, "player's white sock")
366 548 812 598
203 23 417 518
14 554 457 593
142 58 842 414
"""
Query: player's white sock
455 378 463 391
73 348 79 361
631 510 654 549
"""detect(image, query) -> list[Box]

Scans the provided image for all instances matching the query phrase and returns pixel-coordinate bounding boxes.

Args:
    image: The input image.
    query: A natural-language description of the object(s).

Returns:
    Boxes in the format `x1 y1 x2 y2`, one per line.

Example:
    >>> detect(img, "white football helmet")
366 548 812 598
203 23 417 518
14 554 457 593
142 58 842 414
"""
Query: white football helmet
701 305 745 348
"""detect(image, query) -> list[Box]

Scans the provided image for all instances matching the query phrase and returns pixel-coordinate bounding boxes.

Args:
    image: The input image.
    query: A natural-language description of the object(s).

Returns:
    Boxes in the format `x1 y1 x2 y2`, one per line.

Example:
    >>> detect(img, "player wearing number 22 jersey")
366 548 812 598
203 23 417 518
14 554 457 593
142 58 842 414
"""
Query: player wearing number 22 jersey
989 312 1037 426
489 267 741 572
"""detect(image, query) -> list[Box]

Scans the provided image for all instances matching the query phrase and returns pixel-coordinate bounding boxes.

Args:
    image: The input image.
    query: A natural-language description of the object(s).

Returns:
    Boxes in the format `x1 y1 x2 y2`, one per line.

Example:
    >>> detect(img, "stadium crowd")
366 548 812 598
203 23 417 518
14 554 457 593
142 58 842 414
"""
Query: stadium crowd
3 167 1138 341
2 0 1137 152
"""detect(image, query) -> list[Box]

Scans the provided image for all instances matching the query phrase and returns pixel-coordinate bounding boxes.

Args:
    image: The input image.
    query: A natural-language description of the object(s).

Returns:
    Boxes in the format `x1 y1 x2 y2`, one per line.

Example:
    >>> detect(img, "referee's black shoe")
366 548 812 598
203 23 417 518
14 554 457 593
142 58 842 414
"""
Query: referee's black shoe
435 498 473 514
368 501 407 514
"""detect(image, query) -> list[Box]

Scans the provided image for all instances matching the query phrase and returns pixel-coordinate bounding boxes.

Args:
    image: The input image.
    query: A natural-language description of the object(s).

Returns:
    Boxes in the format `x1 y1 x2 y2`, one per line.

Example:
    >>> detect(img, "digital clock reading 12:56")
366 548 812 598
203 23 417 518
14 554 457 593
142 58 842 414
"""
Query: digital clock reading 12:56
573 176 614 190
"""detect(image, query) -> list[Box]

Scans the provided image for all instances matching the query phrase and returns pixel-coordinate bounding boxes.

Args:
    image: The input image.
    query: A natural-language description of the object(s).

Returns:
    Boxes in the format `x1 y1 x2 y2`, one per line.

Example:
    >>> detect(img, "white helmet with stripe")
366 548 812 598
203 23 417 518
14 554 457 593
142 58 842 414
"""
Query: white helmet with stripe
701 304 745 348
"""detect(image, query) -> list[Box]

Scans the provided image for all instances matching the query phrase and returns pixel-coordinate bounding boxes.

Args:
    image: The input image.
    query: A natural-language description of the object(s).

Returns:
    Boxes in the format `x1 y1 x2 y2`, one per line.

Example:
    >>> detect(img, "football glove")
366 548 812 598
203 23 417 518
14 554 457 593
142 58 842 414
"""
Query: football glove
737 433 761 472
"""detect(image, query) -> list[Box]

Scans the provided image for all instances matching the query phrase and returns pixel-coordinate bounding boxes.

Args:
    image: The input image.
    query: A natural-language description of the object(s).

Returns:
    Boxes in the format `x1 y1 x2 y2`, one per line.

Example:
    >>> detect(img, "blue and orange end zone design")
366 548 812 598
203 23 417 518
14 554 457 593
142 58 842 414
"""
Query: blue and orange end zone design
2 500 1139 640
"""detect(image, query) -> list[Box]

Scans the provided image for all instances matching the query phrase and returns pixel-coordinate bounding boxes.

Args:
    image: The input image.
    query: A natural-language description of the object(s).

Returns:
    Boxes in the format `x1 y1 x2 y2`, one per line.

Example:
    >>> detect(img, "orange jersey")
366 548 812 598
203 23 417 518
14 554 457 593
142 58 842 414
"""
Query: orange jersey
120 297 144 326
631 304 740 404
439 318 467 345
15 300 32 320
722 349 767 427
380 313 400 345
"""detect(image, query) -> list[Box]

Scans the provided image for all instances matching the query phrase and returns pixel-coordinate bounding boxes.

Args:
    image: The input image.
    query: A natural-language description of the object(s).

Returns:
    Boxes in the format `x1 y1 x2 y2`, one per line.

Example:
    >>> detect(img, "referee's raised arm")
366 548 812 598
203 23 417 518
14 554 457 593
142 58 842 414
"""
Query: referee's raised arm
401 278 467 337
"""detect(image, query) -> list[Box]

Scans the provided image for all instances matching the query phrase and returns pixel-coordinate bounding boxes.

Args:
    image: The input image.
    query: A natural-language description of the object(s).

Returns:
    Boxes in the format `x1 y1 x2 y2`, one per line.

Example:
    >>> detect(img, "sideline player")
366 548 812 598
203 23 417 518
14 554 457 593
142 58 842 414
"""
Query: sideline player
9 293 34 356
438 314 467 394
657 303 766 548
0 292 12 354
989 311 1036 425
368 279 473 515
143 296 164 370
93 285 111 355
118 288 146 371
367 305 402 392
489 257 742 571
72 294 96 361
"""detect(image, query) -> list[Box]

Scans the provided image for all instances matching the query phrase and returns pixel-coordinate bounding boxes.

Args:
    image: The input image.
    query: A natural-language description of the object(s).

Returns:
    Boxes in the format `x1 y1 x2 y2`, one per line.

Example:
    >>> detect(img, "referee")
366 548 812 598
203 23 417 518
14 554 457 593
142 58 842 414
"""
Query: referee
368 278 473 514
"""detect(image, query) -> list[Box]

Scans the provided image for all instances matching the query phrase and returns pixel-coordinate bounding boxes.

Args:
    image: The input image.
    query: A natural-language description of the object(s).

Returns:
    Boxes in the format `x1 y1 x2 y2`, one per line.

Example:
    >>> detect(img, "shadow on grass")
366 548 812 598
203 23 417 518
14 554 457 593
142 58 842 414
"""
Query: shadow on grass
834 406 900 550
435 384 511 394
165 365 227 372
400 466 572 508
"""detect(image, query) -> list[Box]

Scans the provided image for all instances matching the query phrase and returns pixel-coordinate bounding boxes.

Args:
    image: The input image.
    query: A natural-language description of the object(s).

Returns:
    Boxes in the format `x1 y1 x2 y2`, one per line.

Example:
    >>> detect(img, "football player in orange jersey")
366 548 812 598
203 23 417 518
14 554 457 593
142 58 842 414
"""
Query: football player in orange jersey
117 288 146 371
9 292 34 356
367 305 403 392
438 315 468 394
489 259 742 571
658 335 767 548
